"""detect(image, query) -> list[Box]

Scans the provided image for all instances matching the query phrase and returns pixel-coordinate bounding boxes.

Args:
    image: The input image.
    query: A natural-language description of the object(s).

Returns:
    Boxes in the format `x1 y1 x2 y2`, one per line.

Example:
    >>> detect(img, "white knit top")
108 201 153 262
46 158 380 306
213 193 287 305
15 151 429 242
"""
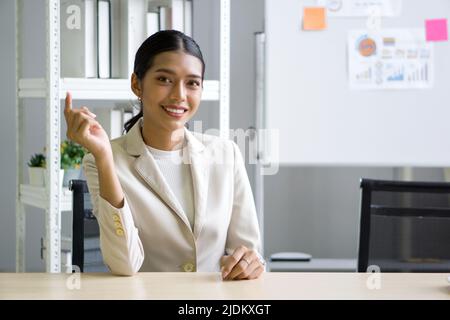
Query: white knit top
146 142 195 230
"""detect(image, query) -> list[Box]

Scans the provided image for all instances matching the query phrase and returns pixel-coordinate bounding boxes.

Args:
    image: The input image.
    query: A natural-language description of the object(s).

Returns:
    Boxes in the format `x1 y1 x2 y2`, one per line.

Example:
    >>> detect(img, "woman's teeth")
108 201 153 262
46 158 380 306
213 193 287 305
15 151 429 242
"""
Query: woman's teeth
163 106 185 114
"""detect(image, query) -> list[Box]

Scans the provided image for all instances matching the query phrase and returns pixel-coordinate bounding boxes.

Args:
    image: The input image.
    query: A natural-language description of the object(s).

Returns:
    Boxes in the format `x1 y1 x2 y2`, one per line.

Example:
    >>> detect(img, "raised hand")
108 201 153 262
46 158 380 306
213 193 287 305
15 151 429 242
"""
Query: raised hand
63 92 112 159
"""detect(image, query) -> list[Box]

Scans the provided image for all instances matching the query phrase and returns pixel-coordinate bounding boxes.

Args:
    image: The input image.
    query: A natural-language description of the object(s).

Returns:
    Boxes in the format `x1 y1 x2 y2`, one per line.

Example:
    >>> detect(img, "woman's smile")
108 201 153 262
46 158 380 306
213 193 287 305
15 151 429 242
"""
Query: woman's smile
161 104 189 119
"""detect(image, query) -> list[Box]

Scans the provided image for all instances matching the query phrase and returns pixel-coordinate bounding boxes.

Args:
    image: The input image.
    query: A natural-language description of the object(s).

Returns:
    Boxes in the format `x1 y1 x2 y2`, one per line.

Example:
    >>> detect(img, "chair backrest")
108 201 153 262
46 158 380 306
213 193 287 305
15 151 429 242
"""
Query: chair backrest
69 179 108 272
358 178 450 272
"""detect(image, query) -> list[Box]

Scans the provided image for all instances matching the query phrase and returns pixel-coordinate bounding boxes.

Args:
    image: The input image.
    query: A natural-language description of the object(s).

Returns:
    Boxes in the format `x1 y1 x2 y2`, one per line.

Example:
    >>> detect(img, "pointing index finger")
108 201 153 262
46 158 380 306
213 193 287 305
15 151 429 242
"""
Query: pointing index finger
65 92 72 112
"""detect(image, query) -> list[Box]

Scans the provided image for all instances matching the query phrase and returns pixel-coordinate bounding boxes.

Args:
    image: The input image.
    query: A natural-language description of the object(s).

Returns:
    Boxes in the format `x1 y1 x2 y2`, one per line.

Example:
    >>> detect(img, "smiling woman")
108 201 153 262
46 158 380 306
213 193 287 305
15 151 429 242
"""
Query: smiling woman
126 30 206 149
131 50 203 149
64 30 265 280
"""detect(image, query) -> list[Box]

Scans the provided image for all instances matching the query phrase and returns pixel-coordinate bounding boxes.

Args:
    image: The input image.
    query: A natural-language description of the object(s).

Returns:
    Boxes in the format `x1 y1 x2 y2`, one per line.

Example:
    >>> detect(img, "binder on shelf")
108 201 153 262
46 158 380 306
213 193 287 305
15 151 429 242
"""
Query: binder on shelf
110 0 122 78
60 0 97 78
120 0 147 79
152 0 192 34
184 0 193 37
158 6 171 31
146 11 160 37
171 0 184 32
97 0 111 78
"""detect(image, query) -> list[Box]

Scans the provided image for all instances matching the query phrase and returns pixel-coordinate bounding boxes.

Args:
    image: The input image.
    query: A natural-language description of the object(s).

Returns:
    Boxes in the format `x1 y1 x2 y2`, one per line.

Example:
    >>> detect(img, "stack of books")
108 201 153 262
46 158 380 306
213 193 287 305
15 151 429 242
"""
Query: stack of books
60 0 111 78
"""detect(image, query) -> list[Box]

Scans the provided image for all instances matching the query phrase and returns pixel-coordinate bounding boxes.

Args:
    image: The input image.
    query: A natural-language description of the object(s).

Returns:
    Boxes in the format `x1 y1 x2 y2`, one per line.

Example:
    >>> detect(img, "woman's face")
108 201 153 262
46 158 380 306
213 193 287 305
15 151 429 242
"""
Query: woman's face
134 50 203 133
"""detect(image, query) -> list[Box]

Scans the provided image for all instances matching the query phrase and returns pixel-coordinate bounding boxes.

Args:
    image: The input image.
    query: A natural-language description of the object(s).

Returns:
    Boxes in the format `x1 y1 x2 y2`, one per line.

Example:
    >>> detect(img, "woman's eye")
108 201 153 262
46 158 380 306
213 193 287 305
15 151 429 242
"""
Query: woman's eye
188 80 201 88
157 77 171 83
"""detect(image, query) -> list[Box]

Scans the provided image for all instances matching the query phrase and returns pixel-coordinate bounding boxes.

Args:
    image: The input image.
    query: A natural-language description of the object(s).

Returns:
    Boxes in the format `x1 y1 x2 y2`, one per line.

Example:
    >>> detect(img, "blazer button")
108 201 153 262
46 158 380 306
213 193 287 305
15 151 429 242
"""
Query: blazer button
183 262 195 272
112 214 120 222
115 228 124 237
114 221 122 228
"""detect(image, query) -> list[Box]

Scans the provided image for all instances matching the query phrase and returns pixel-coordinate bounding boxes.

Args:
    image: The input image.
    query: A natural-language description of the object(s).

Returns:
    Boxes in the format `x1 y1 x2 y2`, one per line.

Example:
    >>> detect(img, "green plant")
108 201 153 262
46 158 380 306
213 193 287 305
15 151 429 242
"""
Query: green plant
60 140 86 170
28 153 46 168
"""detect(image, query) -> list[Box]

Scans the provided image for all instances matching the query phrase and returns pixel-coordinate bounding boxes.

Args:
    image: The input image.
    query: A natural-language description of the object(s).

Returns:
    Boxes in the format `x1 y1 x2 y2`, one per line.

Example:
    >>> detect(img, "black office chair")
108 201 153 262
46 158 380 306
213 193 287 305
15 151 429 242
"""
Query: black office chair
69 179 108 272
358 178 450 273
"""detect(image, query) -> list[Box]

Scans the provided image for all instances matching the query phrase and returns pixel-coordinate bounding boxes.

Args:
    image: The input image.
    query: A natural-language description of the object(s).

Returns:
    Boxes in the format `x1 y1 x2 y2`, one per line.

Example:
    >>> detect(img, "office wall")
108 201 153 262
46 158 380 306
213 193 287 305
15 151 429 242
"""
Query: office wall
0 0 49 272
229 0 265 189
0 0 17 272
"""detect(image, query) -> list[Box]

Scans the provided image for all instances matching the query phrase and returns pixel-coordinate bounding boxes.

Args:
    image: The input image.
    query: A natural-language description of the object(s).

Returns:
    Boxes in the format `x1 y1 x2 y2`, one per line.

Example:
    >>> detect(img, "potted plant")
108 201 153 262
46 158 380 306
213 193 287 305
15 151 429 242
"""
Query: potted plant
60 140 86 187
28 153 46 186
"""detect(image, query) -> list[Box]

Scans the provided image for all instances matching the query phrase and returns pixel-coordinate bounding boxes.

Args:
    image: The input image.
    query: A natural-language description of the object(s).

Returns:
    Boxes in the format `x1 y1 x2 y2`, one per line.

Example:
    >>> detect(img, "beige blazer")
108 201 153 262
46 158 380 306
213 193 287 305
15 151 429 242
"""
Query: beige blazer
83 119 262 275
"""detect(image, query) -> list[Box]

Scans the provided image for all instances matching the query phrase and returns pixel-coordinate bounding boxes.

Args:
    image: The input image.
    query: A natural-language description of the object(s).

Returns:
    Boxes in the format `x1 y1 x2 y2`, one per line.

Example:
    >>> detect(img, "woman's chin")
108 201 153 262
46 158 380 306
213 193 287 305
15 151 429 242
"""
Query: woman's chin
165 120 187 131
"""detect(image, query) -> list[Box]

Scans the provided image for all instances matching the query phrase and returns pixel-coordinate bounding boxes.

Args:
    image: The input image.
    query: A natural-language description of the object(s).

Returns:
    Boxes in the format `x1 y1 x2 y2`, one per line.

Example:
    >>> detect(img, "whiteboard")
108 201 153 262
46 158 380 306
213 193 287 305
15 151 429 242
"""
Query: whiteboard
265 0 450 166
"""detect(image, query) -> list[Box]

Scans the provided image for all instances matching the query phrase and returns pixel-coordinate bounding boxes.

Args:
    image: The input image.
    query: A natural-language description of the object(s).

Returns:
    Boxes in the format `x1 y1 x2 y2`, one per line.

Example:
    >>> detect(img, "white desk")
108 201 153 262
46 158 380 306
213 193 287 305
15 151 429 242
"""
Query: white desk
268 259 357 272
0 272 449 300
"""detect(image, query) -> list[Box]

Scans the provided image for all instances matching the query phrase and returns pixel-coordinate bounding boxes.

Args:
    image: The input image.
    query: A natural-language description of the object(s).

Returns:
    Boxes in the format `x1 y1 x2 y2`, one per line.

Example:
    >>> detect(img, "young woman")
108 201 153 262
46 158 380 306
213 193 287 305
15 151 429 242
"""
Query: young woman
64 30 264 280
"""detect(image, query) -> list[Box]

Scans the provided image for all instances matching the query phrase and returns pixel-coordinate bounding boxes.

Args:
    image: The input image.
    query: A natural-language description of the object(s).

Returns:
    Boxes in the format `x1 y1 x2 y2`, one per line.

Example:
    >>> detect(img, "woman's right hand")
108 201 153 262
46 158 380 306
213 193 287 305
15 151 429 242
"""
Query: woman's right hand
64 92 112 159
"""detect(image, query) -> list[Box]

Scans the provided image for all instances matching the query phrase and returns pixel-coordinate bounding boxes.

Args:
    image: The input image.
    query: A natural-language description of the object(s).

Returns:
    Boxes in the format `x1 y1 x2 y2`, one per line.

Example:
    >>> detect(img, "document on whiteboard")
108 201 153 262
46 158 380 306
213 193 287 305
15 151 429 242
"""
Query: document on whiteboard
317 0 402 17
348 29 434 90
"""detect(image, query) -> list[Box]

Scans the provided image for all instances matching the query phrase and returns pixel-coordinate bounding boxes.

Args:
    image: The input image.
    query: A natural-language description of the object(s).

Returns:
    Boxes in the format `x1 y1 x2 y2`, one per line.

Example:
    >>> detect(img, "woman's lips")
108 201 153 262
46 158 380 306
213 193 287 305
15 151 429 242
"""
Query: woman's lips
161 105 188 119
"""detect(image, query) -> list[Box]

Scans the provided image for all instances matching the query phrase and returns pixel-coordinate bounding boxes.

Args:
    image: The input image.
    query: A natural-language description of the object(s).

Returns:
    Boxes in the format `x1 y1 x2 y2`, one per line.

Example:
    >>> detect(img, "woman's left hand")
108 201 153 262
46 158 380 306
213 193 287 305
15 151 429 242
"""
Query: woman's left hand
220 245 265 280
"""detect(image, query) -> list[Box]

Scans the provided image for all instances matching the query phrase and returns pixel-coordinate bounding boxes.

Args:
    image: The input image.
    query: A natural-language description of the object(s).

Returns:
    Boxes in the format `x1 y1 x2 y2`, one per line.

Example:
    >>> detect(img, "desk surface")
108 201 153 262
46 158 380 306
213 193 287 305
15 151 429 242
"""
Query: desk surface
0 272 449 300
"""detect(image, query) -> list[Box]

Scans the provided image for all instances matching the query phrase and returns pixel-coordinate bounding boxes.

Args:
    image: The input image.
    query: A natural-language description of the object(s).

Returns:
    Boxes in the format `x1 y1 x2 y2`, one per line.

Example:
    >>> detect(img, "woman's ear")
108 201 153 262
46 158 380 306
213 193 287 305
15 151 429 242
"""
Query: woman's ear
131 73 142 98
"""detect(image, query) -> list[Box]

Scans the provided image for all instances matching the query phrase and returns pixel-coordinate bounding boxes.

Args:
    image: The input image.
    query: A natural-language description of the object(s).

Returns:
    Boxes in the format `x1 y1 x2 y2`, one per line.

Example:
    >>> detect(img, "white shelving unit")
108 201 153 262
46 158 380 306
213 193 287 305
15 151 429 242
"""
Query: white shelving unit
18 78 220 100
19 185 73 212
15 0 230 273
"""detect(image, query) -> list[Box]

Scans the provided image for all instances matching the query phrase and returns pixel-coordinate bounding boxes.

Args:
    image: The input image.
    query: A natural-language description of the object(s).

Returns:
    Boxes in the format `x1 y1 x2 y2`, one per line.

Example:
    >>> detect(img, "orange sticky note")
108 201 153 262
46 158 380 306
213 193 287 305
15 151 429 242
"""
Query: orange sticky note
303 7 326 31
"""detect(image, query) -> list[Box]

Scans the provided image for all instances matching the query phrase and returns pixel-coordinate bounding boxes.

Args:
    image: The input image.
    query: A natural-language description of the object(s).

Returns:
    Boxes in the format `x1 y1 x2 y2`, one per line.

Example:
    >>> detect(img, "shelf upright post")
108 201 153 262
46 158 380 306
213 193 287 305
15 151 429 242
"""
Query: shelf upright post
16 0 26 273
254 32 266 254
219 0 230 139
45 0 61 273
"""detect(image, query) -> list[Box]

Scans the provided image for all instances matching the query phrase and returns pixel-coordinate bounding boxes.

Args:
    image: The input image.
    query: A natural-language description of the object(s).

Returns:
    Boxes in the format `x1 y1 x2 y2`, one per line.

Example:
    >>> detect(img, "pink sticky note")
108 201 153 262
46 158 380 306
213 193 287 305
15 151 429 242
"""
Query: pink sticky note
425 19 448 42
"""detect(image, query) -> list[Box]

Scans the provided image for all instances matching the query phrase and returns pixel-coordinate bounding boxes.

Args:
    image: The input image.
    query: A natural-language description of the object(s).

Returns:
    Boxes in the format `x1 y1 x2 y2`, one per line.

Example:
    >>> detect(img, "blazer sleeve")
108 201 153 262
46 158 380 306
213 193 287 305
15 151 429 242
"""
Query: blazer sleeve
225 141 263 258
82 153 144 276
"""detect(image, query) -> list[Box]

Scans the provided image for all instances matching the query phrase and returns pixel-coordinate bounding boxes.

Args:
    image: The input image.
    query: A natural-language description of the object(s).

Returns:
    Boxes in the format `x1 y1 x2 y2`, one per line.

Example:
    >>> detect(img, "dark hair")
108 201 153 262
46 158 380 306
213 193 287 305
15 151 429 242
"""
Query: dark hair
123 30 205 133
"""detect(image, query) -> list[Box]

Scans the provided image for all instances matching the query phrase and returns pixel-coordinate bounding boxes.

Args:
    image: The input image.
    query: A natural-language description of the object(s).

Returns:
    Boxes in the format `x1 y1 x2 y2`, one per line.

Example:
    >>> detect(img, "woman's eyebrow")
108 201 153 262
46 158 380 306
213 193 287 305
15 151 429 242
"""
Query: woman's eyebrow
154 68 202 79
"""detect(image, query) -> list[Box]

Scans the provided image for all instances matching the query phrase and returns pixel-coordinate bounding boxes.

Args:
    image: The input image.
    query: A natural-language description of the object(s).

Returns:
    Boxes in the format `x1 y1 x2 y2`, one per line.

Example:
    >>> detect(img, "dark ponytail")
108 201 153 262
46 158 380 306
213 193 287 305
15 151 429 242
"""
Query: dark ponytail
123 30 205 133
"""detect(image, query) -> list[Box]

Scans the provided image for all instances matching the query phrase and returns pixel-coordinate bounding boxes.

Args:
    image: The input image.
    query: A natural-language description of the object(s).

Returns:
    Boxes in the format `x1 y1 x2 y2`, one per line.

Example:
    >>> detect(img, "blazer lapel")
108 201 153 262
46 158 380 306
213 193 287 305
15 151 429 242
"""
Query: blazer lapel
185 128 210 239
124 120 191 230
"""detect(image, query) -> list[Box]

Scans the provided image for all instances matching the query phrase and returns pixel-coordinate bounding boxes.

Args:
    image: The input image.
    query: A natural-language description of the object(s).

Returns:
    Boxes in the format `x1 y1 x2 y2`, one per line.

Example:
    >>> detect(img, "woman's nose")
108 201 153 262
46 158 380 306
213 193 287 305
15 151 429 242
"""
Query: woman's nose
170 82 187 102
